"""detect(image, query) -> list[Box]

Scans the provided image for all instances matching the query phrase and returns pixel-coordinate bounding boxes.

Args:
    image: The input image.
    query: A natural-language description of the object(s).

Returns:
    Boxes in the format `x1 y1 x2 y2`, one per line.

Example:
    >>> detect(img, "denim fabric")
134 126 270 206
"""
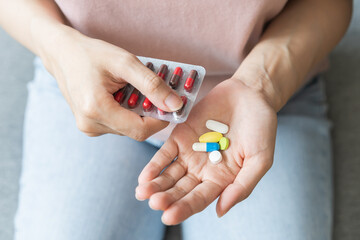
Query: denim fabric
14 58 332 240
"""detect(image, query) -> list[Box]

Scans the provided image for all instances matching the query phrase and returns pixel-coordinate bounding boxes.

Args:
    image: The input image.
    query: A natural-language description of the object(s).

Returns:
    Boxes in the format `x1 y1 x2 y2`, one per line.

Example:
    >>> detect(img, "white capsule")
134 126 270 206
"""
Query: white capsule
192 142 219 152
192 143 206 151
206 120 229 134
209 150 222 164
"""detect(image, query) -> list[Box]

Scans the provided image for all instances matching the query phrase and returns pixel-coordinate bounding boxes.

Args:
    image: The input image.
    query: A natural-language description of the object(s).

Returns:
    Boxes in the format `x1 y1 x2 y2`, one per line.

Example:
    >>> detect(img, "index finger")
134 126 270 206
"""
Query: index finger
101 93 169 140
138 139 179 184
110 55 183 112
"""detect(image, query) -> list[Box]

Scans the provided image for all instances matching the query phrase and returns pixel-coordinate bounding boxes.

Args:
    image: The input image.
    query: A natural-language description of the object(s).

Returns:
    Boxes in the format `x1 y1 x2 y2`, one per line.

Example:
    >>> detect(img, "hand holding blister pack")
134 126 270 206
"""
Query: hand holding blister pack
113 56 206 123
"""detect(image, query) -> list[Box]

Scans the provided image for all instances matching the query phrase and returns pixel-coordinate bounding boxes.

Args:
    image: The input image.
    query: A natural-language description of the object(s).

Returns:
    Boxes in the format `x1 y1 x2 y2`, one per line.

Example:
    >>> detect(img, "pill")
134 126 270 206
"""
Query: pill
128 62 154 109
143 64 168 111
127 88 140 108
114 85 129 104
142 98 153 112
206 120 229 134
174 96 187 117
158 64 168 79
219 137 229 150
169 67 183 89
199 132 223 143
192 142 219 152
209 151 222 164
145 62 154 70
184 70 197 92
158 109 167 115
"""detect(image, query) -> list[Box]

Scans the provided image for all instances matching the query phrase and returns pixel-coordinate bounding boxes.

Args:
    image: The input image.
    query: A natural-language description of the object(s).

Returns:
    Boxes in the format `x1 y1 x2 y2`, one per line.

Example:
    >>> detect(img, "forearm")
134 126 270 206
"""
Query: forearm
0 0 76 64
234 0 352 111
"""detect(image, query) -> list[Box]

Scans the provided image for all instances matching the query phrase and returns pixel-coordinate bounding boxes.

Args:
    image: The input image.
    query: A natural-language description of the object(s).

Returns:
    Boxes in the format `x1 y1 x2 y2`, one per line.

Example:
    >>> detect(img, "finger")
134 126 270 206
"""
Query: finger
216 155 272 217
76 114 123 136
149 173 200 211
161 180 223 225
136 160 186 201
110 55 183 112
82 123 123 137
138 139 178 184
100 93 169 140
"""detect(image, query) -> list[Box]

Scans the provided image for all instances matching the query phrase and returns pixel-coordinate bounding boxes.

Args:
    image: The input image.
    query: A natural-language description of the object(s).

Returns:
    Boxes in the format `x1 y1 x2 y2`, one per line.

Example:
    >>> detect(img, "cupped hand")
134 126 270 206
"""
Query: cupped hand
40 28 183 139
136 78 277 225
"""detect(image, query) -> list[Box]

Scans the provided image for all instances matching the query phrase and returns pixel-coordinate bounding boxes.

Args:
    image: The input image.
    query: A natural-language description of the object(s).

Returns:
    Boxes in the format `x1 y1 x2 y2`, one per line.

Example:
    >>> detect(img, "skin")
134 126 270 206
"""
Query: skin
0 0 184 140
0 0 352 226
136 0 353 225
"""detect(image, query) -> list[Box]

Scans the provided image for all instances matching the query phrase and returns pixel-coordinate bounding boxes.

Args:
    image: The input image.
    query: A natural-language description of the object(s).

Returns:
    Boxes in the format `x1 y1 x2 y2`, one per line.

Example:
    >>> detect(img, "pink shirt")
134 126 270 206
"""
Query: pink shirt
55 0 288 141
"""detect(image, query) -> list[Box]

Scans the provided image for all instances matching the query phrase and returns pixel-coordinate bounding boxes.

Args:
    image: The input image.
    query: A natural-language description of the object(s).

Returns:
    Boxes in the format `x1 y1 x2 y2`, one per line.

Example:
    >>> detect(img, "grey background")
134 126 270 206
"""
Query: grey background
0 2 359 240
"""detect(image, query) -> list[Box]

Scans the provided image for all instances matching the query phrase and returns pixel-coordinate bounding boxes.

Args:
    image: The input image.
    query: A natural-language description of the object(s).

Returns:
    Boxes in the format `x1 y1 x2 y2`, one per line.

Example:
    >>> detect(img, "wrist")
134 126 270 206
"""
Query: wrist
233 43 300 112
232 64 283 112
30 17 83 73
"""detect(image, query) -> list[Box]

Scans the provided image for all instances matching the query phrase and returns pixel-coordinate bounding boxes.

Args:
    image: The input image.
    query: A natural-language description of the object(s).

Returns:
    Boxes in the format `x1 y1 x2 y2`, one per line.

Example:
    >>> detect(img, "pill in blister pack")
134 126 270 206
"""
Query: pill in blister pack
114 56 206 123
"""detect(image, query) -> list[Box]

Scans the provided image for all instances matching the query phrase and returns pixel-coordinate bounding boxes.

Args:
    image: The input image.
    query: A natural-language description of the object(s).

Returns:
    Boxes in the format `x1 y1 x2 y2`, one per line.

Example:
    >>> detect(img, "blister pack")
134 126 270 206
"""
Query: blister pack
113 56 206 123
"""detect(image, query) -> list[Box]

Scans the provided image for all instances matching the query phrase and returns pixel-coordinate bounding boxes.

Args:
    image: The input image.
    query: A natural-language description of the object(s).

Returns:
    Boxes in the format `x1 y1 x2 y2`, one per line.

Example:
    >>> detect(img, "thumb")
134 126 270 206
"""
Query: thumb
111 55 183 112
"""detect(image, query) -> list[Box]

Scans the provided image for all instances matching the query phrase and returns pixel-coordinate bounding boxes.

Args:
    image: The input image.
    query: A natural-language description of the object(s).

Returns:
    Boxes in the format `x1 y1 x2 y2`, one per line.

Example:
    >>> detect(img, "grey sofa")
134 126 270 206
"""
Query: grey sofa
0 2 359 239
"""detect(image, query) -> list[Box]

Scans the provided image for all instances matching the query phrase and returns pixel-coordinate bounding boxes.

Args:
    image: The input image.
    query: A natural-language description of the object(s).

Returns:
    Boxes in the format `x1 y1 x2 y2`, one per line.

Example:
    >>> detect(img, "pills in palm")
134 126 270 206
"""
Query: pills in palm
206 120 229 134
209 151 222 164
192 120 230 164
114 56 206 123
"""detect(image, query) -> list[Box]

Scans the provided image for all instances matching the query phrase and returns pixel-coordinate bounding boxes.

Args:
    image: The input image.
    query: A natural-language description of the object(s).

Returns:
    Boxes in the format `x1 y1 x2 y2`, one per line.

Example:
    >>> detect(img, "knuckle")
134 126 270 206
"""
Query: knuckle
85 132 101 137
76 117 93 133
80 102 98 119
262 159 274 172
129 128 148 142
144 74 163 95
121 52 137 65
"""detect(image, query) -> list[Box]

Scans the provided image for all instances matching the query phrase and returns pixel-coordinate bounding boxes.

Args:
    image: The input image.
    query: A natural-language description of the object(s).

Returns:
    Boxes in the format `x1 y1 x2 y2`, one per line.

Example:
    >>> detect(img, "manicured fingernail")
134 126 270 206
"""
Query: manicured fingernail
217 209 228 218
135 187 145 201
165 93 183 111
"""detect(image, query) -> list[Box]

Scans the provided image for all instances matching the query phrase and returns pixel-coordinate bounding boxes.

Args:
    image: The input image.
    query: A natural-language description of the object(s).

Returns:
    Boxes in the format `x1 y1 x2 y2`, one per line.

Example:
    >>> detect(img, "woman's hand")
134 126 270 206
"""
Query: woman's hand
135 78 277 225
38 26 183 139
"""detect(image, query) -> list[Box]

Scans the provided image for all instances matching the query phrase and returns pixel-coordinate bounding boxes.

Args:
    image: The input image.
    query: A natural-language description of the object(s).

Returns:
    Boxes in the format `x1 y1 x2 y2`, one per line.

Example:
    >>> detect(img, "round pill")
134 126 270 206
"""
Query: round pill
209 151 222 164
206 120 229 134
219 137 229 150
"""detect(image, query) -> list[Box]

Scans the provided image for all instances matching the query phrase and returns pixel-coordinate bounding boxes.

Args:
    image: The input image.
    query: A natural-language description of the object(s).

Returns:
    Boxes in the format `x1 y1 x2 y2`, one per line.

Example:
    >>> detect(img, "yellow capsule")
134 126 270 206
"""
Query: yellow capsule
199 132 223 143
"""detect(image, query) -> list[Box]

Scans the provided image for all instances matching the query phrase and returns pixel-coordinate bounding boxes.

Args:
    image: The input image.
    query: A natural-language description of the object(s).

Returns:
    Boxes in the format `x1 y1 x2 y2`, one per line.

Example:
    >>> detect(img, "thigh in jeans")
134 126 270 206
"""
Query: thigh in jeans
182 77 333 240
14 58 165 240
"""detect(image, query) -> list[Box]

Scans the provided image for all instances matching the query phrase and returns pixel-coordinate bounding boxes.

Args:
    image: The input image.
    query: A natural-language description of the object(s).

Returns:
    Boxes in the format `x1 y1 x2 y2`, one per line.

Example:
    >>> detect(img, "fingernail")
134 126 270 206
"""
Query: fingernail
135 187 145 201
217 208 227 218
165 93 183 111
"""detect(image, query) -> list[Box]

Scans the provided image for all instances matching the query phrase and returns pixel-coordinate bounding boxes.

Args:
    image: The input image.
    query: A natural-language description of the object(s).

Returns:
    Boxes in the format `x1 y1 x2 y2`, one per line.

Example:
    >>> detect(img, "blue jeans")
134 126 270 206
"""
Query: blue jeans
14 58 333 240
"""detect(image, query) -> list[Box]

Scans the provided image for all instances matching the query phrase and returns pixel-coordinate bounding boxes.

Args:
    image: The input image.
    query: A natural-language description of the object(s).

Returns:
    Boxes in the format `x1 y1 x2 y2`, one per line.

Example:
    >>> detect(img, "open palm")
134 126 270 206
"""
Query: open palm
136 78 277 225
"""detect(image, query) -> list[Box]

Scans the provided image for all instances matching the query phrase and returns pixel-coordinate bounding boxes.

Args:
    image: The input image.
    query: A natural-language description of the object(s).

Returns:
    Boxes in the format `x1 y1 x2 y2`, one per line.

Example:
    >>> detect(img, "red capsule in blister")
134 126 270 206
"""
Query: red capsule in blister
184 70 198 92
157 64 168 79
127 89 140 108
142 64 168 111
128 62 153 110
142 98 153 111
157 108 167 115
145 62 154 70
114 86 129 104
175 96 187 116
169 67 183 89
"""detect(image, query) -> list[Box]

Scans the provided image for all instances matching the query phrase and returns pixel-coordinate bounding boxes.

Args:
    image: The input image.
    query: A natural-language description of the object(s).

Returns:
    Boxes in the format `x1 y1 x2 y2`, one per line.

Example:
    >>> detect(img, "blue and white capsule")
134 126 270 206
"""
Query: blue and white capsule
192 142 220 152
